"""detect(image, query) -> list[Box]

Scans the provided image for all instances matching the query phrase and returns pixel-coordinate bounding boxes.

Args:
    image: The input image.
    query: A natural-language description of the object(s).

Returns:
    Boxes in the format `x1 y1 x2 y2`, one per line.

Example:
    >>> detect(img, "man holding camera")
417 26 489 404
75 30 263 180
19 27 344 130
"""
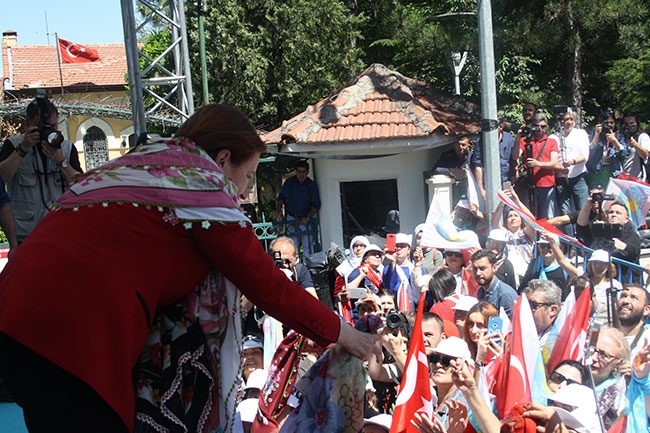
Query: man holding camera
619 112 650 180
0 92 82 243
576 194 641 281
516 113 559 219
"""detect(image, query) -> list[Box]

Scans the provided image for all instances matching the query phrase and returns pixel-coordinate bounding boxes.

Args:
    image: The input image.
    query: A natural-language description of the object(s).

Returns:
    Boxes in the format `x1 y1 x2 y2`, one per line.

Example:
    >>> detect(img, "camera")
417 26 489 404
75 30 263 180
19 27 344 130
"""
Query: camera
385 309 406 331
521 124 541 138
37 123 64 148
34 90 64 148
620 123 636 139
273 250 285 268
591 192 615 203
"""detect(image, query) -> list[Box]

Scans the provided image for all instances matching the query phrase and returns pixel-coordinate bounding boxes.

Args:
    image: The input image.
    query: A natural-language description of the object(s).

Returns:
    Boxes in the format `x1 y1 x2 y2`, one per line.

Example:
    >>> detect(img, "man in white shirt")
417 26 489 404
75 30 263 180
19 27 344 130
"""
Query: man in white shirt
620 112 650 180
552 110 590 236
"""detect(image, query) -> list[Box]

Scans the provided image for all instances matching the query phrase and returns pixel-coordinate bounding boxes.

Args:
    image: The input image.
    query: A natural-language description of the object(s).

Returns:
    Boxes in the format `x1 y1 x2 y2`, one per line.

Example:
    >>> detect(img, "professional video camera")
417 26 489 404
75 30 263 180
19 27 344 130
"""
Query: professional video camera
521 124 541 140
34 89 64 148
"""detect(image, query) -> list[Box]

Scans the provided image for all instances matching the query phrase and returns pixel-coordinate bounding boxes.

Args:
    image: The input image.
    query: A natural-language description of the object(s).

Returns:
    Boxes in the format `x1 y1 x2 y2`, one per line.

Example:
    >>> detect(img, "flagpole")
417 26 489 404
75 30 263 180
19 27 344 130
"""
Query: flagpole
54 32 64 97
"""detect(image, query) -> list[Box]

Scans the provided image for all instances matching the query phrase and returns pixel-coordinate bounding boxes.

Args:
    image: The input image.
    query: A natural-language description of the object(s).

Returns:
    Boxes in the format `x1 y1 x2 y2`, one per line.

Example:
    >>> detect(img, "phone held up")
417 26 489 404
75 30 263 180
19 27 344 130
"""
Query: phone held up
487 316 503 346
385 233 396 252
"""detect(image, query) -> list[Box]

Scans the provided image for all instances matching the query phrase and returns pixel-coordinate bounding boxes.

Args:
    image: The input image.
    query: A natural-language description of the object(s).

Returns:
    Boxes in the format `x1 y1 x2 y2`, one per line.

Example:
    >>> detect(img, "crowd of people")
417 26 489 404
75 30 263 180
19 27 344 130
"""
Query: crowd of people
1 94 650 433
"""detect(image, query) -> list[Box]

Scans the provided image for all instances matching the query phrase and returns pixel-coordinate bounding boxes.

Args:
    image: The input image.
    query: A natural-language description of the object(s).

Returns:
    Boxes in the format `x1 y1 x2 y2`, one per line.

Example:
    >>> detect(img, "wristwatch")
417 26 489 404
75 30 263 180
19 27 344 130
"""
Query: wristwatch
58 160 69 169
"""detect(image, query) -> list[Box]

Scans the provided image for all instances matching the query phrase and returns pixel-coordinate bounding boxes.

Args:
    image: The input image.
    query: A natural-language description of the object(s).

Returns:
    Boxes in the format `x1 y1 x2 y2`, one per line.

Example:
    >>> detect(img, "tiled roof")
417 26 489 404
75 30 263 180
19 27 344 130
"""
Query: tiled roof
262 63 481 146
3 43 127 90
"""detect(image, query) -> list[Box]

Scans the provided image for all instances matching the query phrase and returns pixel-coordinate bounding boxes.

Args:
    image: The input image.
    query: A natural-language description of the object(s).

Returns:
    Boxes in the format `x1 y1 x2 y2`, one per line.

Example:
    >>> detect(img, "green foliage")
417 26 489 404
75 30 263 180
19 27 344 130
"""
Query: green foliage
133 0 650 133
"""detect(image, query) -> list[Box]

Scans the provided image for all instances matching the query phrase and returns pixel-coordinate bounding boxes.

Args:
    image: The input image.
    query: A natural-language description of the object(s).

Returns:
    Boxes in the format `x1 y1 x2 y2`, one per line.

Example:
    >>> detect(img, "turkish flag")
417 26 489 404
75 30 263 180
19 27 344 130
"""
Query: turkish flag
390 290 434 433
58 37 100 63
546 284 592 373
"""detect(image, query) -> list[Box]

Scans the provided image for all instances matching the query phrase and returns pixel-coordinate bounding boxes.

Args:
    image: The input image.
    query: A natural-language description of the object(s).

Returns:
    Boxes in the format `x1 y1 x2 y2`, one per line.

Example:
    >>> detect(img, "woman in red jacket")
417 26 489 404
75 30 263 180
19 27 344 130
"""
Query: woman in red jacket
0 104 380 433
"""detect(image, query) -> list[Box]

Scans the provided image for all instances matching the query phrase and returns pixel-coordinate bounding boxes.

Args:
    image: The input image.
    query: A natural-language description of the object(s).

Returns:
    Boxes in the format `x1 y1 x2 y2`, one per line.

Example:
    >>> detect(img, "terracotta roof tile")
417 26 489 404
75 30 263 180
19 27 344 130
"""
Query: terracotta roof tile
262 63 481 146
3 43 127 91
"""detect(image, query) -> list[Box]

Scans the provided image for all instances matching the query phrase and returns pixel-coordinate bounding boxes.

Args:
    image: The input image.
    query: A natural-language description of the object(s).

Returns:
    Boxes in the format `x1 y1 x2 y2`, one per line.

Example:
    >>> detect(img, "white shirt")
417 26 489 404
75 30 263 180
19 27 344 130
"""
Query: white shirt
552 127 590 178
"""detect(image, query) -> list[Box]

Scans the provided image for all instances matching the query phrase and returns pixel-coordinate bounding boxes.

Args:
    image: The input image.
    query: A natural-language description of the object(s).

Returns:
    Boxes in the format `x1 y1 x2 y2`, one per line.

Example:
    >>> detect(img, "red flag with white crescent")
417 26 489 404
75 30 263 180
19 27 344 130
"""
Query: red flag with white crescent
58 37 100 63
389 290 433 433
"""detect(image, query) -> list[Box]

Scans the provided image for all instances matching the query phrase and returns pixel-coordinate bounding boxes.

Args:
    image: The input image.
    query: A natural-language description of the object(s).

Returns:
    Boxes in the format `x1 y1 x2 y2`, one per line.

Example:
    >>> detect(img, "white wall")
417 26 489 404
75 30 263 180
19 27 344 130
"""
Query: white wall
314 150 436 247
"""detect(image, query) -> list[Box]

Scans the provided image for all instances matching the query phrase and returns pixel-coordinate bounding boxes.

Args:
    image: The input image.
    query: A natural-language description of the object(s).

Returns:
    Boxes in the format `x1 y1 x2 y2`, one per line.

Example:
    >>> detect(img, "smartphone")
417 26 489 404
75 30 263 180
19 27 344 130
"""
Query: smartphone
386 233 396 252
487 316 503 347
502 180 512 190
346 287 368 300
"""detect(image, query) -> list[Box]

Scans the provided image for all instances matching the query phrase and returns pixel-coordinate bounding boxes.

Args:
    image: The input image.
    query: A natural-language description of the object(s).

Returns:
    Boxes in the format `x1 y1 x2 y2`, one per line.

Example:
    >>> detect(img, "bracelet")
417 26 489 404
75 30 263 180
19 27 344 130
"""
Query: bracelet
15 145 28 158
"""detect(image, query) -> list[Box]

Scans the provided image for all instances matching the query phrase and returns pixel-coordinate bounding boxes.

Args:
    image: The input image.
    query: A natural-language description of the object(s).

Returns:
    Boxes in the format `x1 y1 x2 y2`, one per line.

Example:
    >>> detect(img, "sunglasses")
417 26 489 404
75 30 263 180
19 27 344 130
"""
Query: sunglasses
445 251 463 258
427 353 455 368
529 301 553 311
548 371 580 386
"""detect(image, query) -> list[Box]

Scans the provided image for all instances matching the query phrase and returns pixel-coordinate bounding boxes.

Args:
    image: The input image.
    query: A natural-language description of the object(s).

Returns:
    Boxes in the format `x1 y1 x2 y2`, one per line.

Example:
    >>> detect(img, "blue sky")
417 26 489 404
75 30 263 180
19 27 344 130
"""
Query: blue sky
2 1 127 77
2 1 125 46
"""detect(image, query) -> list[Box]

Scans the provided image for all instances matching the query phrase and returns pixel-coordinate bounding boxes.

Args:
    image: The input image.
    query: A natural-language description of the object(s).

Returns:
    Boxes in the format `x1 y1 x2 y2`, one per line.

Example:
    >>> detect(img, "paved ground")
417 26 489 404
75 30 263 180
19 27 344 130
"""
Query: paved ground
0 403 27 433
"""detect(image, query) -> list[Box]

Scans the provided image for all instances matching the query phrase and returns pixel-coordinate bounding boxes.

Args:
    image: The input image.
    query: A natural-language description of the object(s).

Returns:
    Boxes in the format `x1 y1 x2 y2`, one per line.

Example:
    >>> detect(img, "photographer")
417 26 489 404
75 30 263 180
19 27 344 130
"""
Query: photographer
0 91 82 243
516 113 559 219
586 110 625 188
619 112 650 180
576 193 641 282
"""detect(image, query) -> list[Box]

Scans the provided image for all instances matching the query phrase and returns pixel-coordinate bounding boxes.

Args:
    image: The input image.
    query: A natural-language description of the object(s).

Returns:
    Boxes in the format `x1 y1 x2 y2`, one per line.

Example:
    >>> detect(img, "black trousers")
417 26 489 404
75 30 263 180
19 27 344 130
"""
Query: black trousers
0 333 129 433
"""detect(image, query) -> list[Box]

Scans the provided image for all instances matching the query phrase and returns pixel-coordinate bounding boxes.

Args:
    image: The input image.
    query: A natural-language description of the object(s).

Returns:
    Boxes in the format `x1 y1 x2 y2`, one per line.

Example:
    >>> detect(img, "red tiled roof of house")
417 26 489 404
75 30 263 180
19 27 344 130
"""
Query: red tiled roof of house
262 63 481 145
3 43 127 90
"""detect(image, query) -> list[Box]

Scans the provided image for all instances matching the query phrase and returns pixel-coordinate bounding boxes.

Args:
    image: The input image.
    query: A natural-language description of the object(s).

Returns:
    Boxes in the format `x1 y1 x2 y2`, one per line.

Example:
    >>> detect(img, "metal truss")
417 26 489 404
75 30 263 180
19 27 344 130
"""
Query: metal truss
120 0 194 139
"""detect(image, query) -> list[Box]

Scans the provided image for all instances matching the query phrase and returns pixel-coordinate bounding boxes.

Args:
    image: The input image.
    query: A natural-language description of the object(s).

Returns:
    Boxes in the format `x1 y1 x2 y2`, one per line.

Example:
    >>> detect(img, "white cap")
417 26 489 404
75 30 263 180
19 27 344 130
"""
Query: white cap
363 414 392 431
488 228 509 243
362 244 384 258
588 249 610 263
452 295 478 312
244 369 267 391
429 336 472 362
395 233 412 247
546 383 599 433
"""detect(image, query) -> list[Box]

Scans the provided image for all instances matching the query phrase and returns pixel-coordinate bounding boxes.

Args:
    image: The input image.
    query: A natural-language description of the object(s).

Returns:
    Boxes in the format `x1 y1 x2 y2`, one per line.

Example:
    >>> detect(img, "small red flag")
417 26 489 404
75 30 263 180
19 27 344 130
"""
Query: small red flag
390 290 433 433
58 37 100 63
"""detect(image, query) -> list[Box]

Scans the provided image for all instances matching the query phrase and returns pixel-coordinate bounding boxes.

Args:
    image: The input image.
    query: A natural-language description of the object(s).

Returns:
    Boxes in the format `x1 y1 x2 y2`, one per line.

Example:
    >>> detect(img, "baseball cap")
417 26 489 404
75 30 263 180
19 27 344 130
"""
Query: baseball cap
242 335 263 351
362 244 383 258
395 233 412 247
456 198 471 210
588 249 610 263
429 336 471 362
488 228 508 243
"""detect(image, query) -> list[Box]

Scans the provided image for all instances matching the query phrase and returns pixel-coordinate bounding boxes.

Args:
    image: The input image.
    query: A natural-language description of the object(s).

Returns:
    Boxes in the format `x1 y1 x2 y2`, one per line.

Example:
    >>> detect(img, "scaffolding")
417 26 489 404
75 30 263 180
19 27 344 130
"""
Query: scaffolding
120 0 195 141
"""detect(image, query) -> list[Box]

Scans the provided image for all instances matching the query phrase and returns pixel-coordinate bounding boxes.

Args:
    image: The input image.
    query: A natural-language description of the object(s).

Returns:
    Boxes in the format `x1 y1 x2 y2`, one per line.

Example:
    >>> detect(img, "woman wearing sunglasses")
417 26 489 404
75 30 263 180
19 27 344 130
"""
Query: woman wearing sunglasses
547 359 589 393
